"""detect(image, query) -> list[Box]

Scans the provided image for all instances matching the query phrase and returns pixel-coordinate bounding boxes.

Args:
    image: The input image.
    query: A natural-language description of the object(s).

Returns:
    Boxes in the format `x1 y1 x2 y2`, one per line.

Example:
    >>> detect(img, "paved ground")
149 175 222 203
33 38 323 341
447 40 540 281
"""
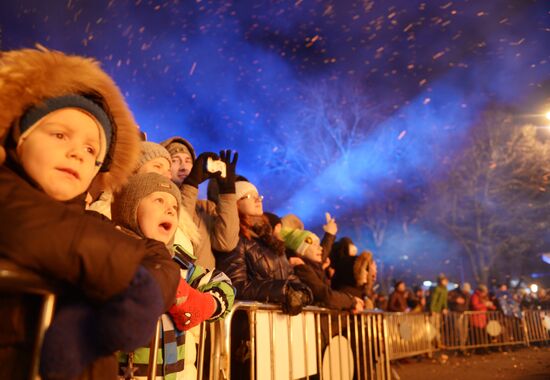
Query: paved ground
392 345 550 380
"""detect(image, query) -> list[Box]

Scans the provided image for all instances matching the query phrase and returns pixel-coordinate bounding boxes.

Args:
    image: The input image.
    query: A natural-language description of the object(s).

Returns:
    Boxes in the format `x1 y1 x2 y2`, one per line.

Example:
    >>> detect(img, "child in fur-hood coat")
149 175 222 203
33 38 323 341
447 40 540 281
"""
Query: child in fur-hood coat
0 47 180 380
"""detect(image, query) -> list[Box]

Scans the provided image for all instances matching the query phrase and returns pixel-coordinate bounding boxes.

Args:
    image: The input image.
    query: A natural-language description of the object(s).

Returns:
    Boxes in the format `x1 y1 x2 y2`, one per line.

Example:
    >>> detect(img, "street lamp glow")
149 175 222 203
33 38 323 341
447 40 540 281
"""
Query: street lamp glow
546 111 550 121
530 283 538 293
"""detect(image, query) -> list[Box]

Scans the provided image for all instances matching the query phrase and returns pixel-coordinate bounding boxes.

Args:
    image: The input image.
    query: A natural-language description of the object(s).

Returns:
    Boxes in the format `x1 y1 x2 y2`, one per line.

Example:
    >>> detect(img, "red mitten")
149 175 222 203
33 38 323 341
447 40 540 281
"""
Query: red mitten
168 279 216 331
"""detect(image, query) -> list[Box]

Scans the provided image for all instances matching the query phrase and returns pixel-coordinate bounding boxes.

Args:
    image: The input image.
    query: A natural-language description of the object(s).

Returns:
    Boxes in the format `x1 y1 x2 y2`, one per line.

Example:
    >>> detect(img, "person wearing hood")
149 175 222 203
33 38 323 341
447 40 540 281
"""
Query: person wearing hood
330 238 376 307
161 137 239 270
0 47 180 380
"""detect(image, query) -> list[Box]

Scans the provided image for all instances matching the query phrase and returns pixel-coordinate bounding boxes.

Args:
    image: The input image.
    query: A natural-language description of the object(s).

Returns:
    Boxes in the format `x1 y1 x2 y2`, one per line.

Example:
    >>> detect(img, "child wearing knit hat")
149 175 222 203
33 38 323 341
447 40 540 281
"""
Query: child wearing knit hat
281 225 364 312
0 48 180 379
112 172 235 379
135 141 172 178
281 228 323 262
88 140 172 218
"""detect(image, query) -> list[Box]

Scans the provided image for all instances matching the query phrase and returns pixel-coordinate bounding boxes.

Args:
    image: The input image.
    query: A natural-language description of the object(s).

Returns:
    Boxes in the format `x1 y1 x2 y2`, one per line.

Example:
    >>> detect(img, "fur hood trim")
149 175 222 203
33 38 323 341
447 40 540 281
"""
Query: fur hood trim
0 47 140 192
353 251 373 286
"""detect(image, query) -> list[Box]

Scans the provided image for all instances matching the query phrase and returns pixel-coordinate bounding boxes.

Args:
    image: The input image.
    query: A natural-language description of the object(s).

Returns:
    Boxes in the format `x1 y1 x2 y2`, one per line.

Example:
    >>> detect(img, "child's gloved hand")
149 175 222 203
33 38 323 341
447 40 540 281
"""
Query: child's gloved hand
282 282 313 316
40 302 101 379
168 279 216 331
96 266 164 352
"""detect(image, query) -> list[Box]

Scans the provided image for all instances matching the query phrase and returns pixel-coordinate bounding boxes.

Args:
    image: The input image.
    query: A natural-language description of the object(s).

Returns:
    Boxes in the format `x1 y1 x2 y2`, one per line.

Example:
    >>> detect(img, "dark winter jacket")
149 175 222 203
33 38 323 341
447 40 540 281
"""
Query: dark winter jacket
293 256 356 310
320 232 336 263
215 235 308 303
448 289 471 313
388 290 409 312
331 249 374 303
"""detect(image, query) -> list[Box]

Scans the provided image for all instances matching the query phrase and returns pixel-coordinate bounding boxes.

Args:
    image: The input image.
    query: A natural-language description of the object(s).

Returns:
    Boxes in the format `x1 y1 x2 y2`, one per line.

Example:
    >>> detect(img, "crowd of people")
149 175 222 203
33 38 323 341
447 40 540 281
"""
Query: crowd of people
381 276 550 316
0 48 548 380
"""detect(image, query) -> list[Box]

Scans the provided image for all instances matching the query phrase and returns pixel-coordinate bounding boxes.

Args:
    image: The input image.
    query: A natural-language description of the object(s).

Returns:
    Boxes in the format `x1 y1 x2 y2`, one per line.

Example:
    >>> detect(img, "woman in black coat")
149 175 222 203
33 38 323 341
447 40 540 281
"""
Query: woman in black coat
215 178 312 315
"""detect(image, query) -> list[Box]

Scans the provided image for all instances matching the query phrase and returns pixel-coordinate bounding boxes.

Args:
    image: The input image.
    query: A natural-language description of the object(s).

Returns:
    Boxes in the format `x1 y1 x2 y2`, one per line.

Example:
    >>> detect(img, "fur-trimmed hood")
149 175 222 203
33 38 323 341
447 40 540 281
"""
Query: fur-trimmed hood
353 251 373 286
0 47 140 192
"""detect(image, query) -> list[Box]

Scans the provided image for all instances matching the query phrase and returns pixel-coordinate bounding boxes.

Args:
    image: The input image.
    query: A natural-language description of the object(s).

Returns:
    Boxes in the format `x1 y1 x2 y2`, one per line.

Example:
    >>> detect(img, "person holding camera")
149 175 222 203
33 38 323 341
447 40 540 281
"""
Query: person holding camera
161 137 239 269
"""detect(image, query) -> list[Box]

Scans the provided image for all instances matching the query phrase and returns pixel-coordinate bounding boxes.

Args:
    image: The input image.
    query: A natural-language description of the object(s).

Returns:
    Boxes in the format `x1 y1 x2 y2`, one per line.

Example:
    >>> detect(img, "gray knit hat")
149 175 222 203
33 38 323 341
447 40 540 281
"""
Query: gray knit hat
112 172 182 237
136 141 171 170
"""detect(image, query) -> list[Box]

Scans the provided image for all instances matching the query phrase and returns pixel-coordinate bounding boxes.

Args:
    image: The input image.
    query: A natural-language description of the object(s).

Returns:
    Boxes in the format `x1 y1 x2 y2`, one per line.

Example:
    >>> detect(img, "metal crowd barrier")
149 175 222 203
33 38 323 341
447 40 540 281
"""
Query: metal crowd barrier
439 311 526 350
523 309 550 345
209 301 391 380
0 259 57 380
194 306 550 380
384 312 439 360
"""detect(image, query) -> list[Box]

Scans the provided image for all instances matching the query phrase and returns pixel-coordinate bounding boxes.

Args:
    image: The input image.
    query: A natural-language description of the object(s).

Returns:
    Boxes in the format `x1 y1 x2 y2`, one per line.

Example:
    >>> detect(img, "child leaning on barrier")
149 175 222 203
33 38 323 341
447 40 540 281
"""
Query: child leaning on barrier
280 223 364 313
111 172 235 379
0 47 180 380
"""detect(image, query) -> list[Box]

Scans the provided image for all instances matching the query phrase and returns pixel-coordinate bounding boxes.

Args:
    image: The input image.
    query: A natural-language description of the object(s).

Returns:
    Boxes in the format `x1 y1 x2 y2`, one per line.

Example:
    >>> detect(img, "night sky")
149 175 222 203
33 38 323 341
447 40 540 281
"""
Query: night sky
1 0 549 284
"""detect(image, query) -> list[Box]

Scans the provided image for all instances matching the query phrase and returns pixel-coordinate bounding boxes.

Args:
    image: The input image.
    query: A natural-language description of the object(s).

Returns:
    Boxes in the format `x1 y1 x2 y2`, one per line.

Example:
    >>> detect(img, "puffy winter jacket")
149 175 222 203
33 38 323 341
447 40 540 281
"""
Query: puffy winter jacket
293 257 355 310
215 236 309 303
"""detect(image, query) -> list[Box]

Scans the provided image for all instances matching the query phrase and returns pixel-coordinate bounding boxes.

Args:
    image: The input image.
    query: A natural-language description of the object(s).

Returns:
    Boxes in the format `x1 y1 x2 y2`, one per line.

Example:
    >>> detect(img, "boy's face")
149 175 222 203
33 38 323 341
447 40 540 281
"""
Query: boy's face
303 238 323 263
138 157 171 179
170 152 193 186
348 243 358 256
237 190 263 216
137 191 178 245
17 108 103 201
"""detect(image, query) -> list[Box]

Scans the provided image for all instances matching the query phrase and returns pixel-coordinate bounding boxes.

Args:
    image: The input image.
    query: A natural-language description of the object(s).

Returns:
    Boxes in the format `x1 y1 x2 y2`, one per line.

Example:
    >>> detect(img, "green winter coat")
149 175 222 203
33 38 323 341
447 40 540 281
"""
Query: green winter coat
430 285 448 313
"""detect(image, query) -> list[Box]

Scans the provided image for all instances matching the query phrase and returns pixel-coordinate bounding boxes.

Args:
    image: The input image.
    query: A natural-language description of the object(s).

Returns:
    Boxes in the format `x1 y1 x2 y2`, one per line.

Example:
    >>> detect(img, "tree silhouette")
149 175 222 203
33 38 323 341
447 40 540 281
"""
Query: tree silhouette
435 105 550 285
261 80 386 177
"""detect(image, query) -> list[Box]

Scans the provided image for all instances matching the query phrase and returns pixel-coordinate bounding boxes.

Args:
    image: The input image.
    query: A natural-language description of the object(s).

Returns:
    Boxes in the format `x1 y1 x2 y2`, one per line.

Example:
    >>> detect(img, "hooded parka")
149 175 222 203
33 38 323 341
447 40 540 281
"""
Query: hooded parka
0 48 179 380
